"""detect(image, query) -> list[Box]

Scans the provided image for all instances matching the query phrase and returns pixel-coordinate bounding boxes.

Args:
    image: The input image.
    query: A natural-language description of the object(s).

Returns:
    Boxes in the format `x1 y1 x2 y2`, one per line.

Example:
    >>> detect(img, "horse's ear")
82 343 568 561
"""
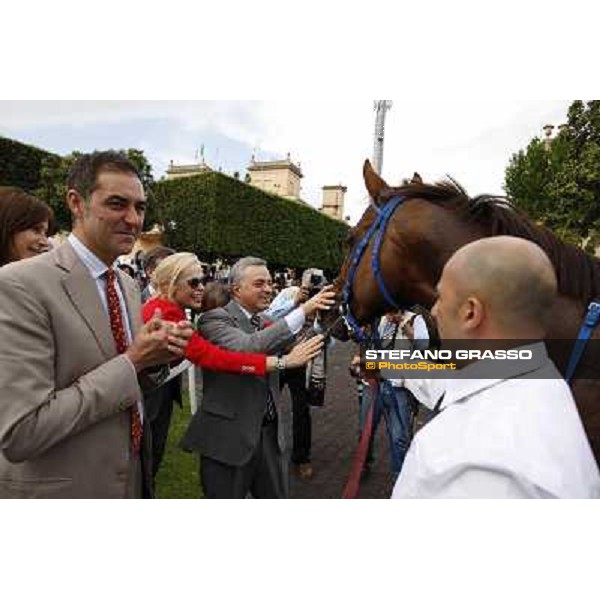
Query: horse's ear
363 159 389 206
411 172 423 184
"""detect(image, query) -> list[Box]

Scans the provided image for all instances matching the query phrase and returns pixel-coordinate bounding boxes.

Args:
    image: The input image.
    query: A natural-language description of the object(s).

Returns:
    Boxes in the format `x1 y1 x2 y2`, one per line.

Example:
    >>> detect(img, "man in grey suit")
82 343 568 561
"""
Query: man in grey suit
181 256 334 498
0 151 191 498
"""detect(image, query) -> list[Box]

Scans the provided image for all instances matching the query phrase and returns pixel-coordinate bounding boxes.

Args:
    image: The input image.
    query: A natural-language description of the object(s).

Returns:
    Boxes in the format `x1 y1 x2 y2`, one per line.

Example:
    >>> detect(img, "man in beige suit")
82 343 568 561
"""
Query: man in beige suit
0 151 191 498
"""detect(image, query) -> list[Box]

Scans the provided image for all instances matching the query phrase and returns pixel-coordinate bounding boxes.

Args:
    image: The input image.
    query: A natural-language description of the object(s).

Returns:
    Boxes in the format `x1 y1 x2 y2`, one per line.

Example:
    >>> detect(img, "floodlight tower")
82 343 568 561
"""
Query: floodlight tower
372 100 392 175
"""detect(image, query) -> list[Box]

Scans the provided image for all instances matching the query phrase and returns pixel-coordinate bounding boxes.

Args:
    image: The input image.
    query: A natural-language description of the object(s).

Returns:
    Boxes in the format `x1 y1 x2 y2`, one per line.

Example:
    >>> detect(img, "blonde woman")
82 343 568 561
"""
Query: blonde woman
142 252 323 375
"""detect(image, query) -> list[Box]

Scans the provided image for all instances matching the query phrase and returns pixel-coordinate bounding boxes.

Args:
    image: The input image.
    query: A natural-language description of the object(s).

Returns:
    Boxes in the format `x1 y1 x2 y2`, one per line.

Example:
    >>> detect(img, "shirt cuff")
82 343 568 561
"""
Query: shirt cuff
284 307 306 334
121 353 146 423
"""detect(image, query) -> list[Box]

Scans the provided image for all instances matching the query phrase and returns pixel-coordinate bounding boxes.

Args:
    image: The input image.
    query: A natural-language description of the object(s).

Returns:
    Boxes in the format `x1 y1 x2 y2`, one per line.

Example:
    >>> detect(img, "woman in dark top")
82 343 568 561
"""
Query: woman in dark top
0 187 54 266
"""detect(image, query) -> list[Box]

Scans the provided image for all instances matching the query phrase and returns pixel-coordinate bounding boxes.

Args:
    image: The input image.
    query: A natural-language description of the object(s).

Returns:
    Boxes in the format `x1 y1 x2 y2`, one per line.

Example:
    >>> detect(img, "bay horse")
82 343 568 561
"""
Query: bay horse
324 159 600 464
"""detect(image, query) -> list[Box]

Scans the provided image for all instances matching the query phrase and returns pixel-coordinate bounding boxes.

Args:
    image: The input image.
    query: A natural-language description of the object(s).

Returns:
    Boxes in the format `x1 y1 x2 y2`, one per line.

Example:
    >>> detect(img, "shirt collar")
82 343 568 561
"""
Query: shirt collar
68 233 117 280
234 301 255 320
442 341 551 409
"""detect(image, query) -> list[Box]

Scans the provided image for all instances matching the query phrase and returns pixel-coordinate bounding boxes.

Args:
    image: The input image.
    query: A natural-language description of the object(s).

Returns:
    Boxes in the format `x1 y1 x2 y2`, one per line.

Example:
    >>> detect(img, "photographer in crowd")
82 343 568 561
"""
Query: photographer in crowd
266 268 329 480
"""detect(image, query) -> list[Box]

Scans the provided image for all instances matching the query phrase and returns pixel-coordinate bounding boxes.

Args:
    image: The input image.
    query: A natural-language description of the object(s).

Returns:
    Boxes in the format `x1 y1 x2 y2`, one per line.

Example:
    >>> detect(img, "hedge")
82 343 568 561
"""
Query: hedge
0 135 350 271
0 135 61 192
153 172 350 272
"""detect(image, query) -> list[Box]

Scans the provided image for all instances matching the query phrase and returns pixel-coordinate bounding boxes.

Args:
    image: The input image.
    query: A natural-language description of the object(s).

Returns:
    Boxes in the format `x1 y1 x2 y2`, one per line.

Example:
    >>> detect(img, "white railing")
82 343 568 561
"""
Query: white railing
162 359 197 413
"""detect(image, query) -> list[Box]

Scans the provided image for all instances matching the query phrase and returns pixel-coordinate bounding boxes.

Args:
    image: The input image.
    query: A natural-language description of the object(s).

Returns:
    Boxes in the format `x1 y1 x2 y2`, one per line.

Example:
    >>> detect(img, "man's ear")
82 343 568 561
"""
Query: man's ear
462 296 484 331
66 189 86 222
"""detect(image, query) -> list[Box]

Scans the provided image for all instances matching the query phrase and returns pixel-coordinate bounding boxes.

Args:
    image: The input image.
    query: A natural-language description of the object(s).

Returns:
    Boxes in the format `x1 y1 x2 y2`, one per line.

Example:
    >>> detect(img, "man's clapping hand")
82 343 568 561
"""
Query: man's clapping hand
126 310 193 372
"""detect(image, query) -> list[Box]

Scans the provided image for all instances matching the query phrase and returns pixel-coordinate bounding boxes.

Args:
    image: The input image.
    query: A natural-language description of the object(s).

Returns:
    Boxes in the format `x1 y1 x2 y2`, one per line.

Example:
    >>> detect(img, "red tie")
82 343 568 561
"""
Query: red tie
105 267 143 456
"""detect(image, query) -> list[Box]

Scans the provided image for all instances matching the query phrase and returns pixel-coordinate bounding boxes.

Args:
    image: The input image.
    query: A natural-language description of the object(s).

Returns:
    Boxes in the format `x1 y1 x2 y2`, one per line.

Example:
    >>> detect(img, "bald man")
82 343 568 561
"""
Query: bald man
393 236 600 499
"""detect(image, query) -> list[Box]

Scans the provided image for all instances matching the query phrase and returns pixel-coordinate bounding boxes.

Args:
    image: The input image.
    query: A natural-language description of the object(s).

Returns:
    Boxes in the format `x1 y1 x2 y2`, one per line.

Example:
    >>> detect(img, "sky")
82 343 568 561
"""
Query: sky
0 100 569 224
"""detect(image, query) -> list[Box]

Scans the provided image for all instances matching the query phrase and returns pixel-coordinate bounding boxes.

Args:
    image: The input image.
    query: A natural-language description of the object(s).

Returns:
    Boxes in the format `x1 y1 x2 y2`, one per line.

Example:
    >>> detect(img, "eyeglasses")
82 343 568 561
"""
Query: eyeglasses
186 277 203 290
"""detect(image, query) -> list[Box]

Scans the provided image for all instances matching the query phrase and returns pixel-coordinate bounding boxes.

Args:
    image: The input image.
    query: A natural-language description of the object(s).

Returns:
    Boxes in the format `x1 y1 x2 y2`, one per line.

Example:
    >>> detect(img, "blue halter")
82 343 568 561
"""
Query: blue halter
342 196 411 343
565 300 600 383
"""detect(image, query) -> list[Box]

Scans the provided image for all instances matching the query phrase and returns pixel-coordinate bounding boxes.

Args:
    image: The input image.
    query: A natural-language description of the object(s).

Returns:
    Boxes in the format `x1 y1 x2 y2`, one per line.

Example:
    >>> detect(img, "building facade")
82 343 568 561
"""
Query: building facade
246 154 303 199
165 159 212 180
321 185 347 220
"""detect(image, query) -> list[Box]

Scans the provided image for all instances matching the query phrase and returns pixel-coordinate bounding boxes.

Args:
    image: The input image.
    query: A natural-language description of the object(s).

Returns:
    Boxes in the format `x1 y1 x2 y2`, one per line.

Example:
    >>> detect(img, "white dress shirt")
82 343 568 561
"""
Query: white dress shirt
392 343 600 499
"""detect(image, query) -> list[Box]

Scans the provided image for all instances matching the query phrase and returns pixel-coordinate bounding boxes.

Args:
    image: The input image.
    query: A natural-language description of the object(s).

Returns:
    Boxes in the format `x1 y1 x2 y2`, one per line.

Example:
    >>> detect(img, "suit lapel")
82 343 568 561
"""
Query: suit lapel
225 300 278 392
225 300 255 334
57 243 116 360
117 270 141 336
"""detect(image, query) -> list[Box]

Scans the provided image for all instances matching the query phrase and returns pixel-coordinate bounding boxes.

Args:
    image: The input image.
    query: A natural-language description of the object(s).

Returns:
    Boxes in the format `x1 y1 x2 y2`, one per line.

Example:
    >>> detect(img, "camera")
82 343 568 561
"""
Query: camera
307 273 326 298
310 273 324 287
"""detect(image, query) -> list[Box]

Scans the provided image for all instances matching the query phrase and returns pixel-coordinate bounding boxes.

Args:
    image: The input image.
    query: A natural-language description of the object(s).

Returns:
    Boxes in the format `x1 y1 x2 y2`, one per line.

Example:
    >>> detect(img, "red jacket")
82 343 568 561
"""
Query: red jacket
142 297 266 376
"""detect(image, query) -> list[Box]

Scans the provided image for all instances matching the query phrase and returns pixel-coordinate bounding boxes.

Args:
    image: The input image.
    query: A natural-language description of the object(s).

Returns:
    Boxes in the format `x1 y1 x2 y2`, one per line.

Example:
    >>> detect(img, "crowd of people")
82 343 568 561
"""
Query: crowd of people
0 149 599 499
0 152 333 499
122 249 329 486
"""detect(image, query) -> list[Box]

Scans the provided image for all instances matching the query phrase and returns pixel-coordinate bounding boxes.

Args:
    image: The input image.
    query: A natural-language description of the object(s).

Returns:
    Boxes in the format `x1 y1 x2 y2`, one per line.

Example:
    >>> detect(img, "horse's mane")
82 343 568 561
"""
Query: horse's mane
381 179 600 304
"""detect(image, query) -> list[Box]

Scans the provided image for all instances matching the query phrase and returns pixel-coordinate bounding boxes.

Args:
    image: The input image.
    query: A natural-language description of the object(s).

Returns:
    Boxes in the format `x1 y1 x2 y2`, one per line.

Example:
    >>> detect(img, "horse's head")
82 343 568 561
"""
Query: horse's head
328 160 465 333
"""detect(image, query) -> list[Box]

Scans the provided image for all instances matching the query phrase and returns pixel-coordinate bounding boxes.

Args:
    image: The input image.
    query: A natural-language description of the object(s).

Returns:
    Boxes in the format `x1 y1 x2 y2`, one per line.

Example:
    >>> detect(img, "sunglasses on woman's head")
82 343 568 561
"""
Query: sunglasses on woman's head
186 277 203 289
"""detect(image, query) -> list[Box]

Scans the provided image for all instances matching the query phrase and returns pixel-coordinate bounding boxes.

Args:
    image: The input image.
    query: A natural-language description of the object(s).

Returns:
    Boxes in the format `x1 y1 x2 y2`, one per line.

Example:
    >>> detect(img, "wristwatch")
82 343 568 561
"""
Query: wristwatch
276 356 286 371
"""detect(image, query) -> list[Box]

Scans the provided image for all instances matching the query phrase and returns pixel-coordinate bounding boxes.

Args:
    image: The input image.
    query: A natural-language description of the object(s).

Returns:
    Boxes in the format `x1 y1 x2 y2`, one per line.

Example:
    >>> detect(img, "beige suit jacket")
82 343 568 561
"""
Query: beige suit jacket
0 241 147 498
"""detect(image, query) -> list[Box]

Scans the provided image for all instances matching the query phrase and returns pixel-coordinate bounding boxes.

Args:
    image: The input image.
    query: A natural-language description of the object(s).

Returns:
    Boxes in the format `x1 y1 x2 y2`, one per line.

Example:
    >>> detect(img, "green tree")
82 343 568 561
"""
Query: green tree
36 152 79 232
0 136 59 192
36 148 157 232
505 100 600 247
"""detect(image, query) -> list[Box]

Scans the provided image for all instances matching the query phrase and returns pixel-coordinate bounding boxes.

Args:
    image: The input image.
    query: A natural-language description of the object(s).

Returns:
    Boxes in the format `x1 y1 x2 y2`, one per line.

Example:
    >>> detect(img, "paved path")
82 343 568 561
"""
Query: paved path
280 342 396 499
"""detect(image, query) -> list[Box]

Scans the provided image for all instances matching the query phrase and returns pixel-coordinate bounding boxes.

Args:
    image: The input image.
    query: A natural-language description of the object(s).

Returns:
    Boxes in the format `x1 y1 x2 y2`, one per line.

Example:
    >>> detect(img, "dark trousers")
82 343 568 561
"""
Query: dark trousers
280 367 311 464
200 421 287 499
143 376 182 481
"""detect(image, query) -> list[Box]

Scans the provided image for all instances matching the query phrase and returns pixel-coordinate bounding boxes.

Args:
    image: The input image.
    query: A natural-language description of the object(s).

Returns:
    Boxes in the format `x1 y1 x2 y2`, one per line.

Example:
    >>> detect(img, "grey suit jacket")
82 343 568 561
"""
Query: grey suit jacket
181 300 295 466
0 242 153 498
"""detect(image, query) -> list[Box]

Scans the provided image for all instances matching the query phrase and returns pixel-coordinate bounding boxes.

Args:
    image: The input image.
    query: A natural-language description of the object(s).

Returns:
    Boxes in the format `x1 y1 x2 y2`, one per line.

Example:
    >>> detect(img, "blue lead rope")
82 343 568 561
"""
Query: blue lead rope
565 300 600 383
